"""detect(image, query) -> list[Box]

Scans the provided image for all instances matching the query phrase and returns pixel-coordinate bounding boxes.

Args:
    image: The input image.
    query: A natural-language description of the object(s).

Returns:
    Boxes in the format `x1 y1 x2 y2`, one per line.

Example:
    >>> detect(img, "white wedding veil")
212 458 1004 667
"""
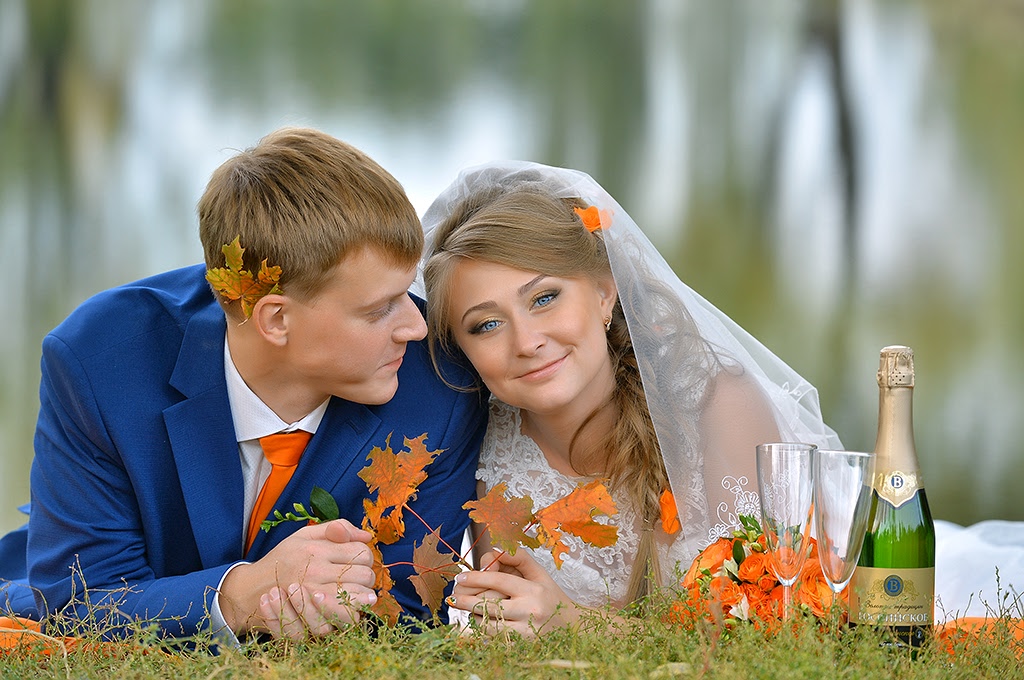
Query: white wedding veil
414 161 842 558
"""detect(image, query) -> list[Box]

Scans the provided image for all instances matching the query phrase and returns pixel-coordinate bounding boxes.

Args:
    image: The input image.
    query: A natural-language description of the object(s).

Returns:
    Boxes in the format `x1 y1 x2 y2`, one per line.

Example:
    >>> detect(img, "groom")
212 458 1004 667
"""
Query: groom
0 127 486 641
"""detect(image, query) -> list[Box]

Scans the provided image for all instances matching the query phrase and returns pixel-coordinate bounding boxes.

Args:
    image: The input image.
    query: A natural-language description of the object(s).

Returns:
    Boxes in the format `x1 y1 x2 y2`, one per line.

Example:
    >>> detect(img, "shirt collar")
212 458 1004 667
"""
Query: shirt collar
224 337 329 443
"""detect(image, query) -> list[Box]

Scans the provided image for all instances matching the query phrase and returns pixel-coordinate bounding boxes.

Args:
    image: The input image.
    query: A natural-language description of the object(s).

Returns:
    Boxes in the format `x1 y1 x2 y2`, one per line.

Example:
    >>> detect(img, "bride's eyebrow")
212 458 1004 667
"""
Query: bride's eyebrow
459 274 549 325
460 300 497 325
517 274 548 297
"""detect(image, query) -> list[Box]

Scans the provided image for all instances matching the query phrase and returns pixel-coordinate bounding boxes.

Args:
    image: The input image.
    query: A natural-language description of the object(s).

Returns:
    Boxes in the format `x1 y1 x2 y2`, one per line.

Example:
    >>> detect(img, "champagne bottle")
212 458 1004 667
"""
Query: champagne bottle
850 345 935 647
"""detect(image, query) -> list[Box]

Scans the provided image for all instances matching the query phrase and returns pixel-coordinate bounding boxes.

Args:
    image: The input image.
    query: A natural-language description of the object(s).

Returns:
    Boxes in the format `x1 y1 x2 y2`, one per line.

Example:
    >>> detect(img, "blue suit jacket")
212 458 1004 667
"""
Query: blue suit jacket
12 264 485 637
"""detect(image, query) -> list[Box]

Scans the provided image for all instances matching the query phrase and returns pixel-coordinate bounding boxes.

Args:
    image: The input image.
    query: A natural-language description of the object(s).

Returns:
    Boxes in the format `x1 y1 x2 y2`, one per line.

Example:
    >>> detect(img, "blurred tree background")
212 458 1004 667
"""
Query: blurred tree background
1 0 1022 534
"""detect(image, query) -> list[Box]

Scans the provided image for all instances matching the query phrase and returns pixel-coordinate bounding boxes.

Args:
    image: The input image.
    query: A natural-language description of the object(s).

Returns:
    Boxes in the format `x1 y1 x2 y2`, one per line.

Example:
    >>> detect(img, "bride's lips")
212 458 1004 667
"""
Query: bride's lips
516 355 566 381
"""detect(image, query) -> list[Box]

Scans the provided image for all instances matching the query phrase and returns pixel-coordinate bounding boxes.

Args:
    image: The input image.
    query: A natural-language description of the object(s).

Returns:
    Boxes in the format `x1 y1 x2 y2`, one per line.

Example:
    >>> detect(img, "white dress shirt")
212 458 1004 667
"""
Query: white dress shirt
210 337 329 641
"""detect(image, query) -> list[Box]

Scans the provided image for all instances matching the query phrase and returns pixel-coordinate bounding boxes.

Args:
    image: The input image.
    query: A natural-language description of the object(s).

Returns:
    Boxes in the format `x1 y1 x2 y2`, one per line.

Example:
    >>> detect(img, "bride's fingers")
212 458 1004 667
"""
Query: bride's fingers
489 548 548 581
480 550 524 578
453 569 530 599
449 592 508 618
471 608 538 639
450 586 506 604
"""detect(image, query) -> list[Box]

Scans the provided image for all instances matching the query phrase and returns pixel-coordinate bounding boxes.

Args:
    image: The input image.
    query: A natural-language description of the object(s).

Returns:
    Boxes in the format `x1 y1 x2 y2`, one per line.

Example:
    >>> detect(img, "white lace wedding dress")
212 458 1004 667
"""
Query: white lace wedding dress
477 399 750 608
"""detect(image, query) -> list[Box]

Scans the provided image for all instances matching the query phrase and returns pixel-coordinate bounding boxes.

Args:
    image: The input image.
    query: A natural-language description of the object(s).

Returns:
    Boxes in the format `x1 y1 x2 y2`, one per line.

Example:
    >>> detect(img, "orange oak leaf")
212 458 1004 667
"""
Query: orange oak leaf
205 236 283 319
533 479 619 568
358 433 443 545
464 482 540 555
409 528 462 618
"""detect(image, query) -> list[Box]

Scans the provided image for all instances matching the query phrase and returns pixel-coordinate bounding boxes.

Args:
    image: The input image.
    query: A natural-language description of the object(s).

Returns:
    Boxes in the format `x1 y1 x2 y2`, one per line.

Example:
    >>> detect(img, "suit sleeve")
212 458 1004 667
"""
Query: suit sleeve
28 334 231 639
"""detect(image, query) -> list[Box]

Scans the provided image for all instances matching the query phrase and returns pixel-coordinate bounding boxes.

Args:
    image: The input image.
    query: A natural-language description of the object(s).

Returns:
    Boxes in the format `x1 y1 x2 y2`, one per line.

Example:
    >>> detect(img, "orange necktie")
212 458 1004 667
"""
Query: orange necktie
245 430 312 553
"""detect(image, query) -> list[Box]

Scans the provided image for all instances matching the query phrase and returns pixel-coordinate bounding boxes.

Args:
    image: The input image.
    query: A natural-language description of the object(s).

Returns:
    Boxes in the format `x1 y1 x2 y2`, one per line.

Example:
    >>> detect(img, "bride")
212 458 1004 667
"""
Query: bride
418 161 841 636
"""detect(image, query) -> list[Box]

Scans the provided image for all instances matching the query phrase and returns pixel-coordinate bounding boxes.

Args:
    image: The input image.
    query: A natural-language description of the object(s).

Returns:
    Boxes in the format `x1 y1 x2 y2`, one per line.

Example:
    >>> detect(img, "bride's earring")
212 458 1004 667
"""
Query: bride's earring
604 316 612 332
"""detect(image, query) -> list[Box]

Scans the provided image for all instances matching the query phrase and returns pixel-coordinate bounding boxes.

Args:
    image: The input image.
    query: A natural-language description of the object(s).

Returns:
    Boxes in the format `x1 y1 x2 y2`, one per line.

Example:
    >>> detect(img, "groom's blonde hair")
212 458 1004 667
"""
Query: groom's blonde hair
199 127 421 318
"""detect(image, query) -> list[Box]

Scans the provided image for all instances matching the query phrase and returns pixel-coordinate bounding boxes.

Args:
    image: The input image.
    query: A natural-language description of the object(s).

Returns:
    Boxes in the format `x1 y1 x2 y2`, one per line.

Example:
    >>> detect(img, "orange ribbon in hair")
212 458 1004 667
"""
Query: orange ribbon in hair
659 488 681 535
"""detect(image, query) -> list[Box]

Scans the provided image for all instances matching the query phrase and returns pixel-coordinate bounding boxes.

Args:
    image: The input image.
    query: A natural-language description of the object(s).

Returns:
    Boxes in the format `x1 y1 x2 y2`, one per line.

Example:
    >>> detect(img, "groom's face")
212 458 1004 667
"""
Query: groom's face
284 246 426 406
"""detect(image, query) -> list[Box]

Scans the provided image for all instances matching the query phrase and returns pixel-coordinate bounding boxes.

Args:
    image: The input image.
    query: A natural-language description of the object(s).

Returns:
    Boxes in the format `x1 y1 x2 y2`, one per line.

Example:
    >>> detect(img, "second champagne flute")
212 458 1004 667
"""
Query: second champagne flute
756 442 816 620
812 449 875 605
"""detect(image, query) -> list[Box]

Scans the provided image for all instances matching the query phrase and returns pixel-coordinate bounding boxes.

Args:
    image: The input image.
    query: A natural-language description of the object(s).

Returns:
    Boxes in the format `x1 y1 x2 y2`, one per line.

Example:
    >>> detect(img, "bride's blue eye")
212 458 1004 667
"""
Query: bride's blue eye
469 318 501 335
533 290 559 308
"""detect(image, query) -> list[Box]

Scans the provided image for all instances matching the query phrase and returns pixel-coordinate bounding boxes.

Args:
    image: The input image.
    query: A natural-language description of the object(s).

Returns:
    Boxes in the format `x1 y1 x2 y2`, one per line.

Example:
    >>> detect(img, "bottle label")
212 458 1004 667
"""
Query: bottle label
872 470 922 508
850 566 934 626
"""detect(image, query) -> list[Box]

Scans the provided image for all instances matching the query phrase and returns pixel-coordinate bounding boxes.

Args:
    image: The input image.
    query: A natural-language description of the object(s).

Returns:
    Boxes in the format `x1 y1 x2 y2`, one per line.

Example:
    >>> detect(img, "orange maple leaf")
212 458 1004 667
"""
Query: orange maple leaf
205 235 283 318
365 540 403 625
368 541 394 594
464 482 540 555
370 590 404 627
533 479 619 568
358 433 443 545
409 528 462 618
350 432 621 625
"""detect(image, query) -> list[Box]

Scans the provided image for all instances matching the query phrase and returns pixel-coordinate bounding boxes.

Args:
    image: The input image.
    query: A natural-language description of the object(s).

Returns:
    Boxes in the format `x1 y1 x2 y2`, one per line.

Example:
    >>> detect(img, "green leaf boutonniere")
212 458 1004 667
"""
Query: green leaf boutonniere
260 485 339 531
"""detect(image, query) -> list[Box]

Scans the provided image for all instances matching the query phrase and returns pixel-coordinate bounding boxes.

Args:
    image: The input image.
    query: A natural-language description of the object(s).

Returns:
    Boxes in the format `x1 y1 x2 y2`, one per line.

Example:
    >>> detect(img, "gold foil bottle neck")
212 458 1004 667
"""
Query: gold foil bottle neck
878 345 915 388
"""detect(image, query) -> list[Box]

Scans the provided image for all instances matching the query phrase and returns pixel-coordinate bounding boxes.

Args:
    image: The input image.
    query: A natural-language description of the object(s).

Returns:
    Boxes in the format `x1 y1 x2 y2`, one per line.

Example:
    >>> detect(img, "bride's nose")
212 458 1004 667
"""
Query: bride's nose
511 319 545 357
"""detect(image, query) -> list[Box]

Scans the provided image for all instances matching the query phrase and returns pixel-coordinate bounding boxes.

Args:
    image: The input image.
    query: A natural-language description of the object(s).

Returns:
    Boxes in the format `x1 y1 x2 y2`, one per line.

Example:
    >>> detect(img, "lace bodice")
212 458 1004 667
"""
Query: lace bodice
477 400 751 608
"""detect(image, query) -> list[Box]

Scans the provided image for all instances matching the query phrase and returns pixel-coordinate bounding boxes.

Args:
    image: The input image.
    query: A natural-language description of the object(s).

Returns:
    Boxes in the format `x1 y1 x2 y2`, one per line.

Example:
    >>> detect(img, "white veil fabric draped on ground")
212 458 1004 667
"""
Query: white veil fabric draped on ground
414 161 843 557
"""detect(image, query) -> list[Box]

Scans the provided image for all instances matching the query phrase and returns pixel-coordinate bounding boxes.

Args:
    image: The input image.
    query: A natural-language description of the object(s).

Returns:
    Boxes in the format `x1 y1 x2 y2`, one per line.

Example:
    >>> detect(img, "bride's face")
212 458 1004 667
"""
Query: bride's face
447 258 617 420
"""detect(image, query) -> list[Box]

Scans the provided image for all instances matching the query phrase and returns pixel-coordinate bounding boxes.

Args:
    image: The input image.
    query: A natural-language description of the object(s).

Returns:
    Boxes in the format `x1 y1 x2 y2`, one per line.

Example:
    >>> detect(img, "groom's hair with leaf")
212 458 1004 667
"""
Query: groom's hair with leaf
424 171 715 604
198 127 422 318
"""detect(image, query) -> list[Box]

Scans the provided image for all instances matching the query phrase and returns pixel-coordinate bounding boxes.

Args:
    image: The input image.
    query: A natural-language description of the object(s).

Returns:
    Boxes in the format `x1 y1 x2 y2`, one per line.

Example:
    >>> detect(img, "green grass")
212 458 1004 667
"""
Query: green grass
3 598 1022 680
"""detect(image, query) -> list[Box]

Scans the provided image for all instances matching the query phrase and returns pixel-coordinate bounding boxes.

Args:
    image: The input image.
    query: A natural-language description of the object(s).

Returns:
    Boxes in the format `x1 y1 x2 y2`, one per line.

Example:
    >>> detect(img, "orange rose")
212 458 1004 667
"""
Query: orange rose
663 585 710 628
682 538 734 587
737 551 769 584
794 557 838 618
663 600 695 628
740 583 766 612
745 583 784 631
756 570 778 593
709 574 745 614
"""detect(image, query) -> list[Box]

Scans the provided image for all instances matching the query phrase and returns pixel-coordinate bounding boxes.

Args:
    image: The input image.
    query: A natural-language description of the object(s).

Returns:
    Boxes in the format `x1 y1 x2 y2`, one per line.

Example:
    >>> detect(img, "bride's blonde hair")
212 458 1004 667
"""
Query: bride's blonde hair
424 181 712 603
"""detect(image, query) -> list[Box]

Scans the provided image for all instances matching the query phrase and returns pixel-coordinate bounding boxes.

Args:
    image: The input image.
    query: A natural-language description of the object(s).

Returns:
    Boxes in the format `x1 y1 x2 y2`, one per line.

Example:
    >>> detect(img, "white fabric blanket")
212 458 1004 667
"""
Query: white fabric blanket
935 519 1024 621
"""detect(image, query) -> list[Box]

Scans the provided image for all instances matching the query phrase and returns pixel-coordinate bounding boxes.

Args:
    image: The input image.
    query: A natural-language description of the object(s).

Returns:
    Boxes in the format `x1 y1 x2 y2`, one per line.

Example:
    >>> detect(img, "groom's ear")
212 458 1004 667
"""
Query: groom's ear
252 294 289 346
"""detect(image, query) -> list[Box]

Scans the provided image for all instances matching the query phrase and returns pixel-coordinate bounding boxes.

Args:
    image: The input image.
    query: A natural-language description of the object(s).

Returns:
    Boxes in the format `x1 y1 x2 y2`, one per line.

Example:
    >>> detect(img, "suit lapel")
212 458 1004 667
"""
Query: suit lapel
164 305 244 568
246 399 382 556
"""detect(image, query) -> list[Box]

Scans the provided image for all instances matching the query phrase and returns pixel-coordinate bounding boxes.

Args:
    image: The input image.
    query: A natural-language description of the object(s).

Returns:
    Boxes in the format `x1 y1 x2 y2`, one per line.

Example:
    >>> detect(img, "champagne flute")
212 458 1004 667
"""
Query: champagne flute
756 442 816 620
812 449 875 600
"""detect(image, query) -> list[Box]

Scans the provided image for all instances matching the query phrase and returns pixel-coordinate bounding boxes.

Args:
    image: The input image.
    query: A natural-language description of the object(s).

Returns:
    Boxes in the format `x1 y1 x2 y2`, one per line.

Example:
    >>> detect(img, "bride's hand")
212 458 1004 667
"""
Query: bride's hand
448 549 580 637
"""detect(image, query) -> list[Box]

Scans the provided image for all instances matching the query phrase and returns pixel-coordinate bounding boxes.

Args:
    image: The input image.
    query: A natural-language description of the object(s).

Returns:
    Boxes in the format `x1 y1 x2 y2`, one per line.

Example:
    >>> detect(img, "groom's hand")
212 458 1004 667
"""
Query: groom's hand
220 518 377 638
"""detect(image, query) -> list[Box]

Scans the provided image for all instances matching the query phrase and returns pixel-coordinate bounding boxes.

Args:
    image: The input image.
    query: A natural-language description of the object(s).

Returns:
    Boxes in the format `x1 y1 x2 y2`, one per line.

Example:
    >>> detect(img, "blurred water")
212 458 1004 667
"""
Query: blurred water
1 0 1022 535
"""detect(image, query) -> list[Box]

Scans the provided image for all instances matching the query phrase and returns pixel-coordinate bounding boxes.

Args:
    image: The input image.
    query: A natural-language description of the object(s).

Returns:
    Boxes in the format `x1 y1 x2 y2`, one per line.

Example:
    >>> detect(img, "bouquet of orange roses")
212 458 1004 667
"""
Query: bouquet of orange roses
667 514 845 631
